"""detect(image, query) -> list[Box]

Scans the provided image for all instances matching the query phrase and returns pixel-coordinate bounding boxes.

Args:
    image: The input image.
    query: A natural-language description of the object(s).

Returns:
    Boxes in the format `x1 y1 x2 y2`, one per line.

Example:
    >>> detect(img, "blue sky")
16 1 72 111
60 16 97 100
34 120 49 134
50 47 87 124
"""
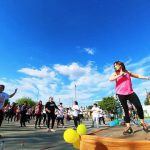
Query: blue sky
0 0 150 107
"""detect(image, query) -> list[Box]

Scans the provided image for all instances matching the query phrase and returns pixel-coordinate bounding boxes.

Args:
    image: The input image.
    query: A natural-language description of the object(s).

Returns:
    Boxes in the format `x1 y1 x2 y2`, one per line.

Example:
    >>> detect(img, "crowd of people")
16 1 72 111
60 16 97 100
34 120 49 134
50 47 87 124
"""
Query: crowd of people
2 99 116 131
0 60 150 135
0 84 113 132
2 94 146 135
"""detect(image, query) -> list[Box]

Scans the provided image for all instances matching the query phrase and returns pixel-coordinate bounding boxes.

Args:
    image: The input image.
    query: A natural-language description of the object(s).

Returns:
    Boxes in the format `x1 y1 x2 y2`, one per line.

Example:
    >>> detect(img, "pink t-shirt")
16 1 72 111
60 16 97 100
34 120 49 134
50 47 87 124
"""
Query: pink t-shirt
116 73 134 95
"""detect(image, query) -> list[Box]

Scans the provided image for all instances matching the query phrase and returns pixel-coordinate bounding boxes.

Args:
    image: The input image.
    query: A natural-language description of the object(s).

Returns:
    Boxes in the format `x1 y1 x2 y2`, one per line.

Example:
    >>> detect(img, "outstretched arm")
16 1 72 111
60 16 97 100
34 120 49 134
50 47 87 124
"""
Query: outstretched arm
54 103 60 110
55 105 59 110
129 72 150 80
9 88 17 98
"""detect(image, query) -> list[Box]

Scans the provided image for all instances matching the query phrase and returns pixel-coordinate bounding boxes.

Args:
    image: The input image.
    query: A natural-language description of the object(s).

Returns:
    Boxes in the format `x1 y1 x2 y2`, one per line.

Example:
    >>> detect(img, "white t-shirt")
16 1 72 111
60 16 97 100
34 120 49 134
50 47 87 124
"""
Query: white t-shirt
91 106 100 117
72 105 80 117
99 109 103 117
0 92 9 110
79 108 83 115
57 106 64 118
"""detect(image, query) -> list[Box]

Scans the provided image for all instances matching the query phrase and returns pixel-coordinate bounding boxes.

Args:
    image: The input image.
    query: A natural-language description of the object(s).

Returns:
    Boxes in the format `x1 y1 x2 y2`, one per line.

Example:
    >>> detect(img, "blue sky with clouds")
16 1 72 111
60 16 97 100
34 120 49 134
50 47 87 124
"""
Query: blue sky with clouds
0 0 150 106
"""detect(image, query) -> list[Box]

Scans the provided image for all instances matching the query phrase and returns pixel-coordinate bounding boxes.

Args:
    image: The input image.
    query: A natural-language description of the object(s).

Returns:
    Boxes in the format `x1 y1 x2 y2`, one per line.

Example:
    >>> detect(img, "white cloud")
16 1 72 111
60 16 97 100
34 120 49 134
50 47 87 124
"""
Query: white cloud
84 48 95 55
54 62 92 80
18 66 57 79
1 56 150 106
127 56 150 71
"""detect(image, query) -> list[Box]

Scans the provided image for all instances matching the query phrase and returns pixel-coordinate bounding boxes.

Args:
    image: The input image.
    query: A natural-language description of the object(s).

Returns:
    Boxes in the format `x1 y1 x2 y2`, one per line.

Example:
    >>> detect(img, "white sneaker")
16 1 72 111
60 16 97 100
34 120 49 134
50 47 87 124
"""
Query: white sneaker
50 129 56 132
47 128 50 132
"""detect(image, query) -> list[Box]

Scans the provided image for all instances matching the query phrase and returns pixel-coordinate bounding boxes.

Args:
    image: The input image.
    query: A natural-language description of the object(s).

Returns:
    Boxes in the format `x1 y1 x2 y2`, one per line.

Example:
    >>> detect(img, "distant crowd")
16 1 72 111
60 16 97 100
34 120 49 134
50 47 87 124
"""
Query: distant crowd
1 97 117 132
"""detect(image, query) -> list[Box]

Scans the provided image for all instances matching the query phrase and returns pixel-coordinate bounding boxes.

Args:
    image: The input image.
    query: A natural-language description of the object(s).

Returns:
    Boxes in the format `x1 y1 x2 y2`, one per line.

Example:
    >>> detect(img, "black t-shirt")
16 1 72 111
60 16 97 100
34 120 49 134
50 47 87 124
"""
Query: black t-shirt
21 105 28 115
45 101 58 114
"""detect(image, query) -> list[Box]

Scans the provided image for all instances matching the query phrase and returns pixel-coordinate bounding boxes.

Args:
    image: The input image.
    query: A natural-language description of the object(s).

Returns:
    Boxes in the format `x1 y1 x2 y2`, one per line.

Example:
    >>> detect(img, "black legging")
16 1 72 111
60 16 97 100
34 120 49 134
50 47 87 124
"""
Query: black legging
57 117 64 126
99 117 105 125
46 113 56 129
0 110 4 127
73 116 80 128
20 113 27 127
35 114 42 127
117 92 144 123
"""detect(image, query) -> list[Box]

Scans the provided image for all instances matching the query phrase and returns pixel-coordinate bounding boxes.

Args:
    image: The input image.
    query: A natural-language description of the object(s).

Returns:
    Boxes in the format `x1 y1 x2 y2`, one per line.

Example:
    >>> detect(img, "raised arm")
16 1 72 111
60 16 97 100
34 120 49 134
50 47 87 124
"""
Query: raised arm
9 88 17 98
129 72 150 80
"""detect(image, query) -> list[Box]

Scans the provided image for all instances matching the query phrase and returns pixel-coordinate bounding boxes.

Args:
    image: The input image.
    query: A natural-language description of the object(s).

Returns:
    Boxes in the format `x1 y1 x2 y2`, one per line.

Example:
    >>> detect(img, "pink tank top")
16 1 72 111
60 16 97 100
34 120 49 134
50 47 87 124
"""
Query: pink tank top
116 73 134 95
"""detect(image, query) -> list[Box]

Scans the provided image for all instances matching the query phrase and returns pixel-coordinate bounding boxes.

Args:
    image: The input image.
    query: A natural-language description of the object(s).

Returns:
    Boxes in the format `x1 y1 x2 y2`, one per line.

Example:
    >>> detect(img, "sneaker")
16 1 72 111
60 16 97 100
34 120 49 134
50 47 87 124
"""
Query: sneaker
73 127 76 130
38 126 41 129
47 128 50 132
50 129 56 132
123 127 133 135
140 123 149 132
91 125 94 128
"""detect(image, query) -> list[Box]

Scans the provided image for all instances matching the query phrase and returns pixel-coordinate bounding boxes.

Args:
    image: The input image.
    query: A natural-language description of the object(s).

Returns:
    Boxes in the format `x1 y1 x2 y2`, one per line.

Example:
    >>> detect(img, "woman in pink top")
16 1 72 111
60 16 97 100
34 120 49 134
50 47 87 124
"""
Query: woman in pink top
109 61 150 135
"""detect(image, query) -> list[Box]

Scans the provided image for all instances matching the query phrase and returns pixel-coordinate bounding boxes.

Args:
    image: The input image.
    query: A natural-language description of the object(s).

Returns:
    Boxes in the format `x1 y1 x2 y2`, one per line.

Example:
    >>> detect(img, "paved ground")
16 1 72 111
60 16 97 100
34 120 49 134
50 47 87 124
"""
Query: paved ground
1 119 150 150
0 119 97 150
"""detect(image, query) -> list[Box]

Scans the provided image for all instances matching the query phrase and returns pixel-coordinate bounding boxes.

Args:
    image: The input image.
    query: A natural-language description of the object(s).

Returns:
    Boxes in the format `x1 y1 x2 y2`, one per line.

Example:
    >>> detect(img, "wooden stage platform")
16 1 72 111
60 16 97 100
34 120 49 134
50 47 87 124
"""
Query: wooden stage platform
80 125 150 150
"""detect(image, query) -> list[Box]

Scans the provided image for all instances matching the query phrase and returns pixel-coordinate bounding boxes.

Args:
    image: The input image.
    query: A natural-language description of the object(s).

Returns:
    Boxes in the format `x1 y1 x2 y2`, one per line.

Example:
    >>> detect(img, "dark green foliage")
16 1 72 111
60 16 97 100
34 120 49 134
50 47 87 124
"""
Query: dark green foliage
15 97 36 107
97 96 117 112
87 105 93 109
144 92 150 105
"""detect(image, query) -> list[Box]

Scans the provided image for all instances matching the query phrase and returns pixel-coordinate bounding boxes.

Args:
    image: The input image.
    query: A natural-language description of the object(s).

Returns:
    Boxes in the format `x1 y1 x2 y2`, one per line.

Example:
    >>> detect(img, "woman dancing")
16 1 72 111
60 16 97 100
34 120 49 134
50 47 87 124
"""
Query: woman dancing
109 61 150 135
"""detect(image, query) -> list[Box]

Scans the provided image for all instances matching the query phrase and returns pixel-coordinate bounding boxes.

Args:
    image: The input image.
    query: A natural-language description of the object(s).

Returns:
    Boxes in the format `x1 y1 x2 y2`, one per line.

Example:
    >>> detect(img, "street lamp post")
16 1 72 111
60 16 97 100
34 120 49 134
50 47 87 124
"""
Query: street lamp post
145 88 150 103
75 84 77 101
34 85 39 101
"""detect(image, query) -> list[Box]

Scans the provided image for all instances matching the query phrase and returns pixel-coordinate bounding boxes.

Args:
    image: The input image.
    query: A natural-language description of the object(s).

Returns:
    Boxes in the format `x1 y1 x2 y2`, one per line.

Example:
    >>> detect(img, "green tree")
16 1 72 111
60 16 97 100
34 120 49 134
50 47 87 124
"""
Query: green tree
97 96 117 112
144 92 150 105
87 105 93 110
15 97 36 107
97 96 123 119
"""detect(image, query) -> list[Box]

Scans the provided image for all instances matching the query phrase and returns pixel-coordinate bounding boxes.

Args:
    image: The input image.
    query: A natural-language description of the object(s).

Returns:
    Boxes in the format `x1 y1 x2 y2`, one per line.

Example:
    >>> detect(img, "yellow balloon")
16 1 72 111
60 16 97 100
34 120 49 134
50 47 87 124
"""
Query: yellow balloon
74 132 80 143
63 128 79 144
73 137 80 149
77 124 87 135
